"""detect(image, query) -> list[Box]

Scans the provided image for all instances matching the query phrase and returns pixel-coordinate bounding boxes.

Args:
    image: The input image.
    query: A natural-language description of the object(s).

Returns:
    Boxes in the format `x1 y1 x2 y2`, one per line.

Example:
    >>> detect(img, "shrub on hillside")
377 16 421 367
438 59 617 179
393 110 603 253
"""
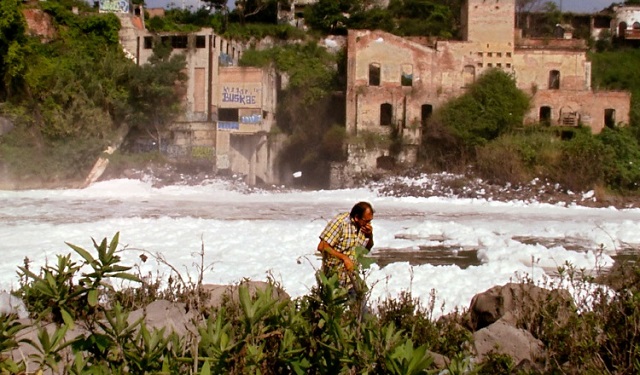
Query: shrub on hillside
597 127 640 191
436 69 530 147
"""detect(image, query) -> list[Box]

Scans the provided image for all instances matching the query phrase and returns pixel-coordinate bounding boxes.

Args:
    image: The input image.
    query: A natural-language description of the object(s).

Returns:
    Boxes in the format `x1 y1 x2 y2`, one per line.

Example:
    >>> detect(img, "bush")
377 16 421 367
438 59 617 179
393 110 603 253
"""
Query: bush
597 127 640 191
437 69 530 147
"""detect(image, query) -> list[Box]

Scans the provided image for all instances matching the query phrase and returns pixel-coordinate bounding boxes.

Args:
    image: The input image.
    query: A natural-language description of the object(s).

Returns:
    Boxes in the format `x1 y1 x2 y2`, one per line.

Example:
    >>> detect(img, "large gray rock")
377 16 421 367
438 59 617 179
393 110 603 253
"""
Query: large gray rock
467 282 573 331
128 299 197 337
472 319 545 365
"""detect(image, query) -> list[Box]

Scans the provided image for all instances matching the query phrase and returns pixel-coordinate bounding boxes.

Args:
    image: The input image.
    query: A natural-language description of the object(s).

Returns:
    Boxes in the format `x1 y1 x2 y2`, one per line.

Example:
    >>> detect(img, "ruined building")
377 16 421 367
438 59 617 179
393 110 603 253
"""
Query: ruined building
339 0 631 186
116 7 280 186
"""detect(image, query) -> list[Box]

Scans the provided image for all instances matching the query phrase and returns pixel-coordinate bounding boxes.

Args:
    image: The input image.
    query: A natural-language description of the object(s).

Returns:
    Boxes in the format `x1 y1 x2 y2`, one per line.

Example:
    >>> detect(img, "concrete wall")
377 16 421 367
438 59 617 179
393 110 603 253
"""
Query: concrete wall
527 90 631 132
613 5 640 37
216 67 279 185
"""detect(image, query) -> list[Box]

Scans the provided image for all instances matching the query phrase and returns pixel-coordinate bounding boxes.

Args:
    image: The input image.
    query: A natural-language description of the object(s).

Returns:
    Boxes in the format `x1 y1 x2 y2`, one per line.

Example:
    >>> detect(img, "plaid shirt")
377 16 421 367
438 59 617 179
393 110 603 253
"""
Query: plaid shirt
319 212 370 285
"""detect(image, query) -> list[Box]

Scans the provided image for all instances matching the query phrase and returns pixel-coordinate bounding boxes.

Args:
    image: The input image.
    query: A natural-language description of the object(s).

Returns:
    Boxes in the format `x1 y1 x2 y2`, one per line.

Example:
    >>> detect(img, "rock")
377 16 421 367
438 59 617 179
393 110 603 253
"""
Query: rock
128 299 197 337
426 350 450 369
0 292 28 319
472 319 545 364
467 282 574 331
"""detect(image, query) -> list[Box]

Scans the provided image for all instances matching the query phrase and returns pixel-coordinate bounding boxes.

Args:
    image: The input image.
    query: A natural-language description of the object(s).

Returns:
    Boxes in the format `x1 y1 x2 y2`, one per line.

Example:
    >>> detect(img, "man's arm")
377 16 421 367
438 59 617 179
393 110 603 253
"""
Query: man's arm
317 239 354 271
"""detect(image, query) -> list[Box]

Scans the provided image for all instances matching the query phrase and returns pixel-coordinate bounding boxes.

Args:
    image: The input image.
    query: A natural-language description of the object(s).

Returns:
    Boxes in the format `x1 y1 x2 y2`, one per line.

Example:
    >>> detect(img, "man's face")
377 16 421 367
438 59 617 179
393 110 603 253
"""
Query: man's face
355 208 373 230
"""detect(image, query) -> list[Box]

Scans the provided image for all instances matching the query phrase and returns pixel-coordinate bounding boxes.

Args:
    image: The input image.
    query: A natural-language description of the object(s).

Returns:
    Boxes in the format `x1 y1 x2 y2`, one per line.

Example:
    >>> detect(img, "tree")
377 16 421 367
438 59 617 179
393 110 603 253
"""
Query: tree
305 0 354 34
127 41 188 152
437 69 530 146
0 0 27 100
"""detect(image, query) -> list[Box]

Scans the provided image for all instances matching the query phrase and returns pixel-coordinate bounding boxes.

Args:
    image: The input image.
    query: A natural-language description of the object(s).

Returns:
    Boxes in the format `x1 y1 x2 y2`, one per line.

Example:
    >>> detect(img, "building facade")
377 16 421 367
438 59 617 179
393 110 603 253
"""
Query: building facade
118 11 279 185
342 0 631 182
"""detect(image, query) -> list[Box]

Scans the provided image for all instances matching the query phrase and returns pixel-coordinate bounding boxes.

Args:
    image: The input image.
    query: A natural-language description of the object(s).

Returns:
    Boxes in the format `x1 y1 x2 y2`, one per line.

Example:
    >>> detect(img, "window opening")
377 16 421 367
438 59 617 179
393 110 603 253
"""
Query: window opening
540 106 551 125
421 104 433 127
549 70 560 90
605 108 616 128
219 108 239 122
401 64 413 86
196 35 206 48
380 103 392 126
369 63 381 86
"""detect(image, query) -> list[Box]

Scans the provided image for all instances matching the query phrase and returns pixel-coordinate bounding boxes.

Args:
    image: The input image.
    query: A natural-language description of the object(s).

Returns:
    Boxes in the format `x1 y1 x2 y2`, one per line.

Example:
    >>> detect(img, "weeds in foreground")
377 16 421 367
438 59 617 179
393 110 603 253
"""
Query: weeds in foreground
6 232 640 374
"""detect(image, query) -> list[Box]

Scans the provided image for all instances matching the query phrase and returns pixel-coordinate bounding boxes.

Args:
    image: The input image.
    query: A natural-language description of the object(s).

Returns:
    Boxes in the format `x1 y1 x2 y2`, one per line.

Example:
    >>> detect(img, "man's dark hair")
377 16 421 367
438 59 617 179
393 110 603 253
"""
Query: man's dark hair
350 201 374 219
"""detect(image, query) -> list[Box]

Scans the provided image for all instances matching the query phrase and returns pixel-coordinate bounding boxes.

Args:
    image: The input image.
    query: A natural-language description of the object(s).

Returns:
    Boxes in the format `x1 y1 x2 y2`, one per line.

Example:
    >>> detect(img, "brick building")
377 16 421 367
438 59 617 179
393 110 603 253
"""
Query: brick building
341 0 631 183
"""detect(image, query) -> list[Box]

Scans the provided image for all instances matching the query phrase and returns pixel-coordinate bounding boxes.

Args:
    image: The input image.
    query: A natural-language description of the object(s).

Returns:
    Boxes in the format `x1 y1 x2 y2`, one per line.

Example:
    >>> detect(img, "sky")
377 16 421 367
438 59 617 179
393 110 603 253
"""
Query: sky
2 175 640 318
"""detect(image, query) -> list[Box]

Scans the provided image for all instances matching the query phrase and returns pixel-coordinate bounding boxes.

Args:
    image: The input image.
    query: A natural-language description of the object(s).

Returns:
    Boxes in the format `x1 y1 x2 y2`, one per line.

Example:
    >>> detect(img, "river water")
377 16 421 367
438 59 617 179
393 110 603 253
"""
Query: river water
1 178 639 315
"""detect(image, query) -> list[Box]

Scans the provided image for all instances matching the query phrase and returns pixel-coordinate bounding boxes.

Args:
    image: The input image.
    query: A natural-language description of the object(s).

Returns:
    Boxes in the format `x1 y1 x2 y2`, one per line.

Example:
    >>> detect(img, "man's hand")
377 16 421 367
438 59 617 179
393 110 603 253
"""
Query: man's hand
361 223 373 238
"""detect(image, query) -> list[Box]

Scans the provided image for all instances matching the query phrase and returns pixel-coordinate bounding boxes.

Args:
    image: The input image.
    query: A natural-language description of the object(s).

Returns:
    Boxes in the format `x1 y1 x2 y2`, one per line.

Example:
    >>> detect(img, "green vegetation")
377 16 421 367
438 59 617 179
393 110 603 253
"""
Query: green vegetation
5 233 640 373
241 43 347 186
0 0 186 186
420 66 640 194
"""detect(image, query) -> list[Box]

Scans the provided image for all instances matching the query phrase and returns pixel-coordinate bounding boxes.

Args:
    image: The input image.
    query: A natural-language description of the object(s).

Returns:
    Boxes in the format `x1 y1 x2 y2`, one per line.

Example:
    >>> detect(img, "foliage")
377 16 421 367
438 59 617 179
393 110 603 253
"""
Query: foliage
438 69 530 147
305 0 461 37
590 48 640 137
8 233 640 374
126 41 188 151
16 233 141 325
0 0 27 100
241 43 345 187
388 0 456 38
597 127 640 191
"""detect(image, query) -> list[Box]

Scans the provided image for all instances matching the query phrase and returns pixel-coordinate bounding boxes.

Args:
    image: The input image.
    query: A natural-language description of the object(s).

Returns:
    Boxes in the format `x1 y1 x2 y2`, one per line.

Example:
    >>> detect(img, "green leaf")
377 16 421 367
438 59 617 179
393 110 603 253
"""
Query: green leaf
112 272 142 282
87 289 98 307
66 242 95 265
61 308 75 329
200 360 211 375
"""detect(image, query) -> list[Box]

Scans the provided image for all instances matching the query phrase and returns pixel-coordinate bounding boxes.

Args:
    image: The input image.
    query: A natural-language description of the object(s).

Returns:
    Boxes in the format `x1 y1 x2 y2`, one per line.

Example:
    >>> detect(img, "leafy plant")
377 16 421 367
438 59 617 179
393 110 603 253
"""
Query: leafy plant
16 233 141 325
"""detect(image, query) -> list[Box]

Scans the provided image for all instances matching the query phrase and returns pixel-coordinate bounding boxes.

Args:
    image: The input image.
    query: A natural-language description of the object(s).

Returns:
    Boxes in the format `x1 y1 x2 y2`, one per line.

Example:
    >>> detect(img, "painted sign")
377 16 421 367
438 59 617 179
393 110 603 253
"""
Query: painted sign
219 84 262 108
99 0 129 13
222 86 257 105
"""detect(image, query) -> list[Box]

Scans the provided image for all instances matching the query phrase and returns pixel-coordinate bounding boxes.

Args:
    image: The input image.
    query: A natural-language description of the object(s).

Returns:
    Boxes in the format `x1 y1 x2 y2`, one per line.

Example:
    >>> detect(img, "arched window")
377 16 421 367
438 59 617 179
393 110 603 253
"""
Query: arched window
380 103 393 126
463 65 475 87
549 70 560 90
634 22 640 29
369 63 381 86
619 22 627 38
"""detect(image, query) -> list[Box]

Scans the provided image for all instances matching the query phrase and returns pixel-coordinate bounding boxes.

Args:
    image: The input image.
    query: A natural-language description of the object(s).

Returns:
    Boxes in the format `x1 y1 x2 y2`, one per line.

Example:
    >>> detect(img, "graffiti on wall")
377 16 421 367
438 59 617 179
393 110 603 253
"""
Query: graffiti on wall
221 85 261 106
99 0 129 13
218 121 240 130
240 114 262 124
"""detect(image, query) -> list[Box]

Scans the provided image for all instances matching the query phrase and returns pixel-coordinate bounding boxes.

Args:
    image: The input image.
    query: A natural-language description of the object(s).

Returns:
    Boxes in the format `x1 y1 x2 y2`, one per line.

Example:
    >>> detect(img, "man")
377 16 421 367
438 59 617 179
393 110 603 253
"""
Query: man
317 201 374 289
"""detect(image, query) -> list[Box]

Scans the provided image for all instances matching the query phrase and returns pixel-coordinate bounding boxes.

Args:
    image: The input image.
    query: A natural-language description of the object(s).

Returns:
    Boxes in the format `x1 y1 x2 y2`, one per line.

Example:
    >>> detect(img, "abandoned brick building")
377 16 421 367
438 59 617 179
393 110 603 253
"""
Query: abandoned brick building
115 5 280 186
339 0 631 185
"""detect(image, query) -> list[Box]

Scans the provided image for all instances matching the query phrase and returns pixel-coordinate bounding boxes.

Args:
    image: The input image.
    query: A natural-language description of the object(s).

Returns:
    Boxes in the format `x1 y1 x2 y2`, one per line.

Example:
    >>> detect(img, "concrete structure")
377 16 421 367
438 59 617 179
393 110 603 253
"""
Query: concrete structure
612 5 640 40
343 0 631 182
117 11 279 185
277 0 317 28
